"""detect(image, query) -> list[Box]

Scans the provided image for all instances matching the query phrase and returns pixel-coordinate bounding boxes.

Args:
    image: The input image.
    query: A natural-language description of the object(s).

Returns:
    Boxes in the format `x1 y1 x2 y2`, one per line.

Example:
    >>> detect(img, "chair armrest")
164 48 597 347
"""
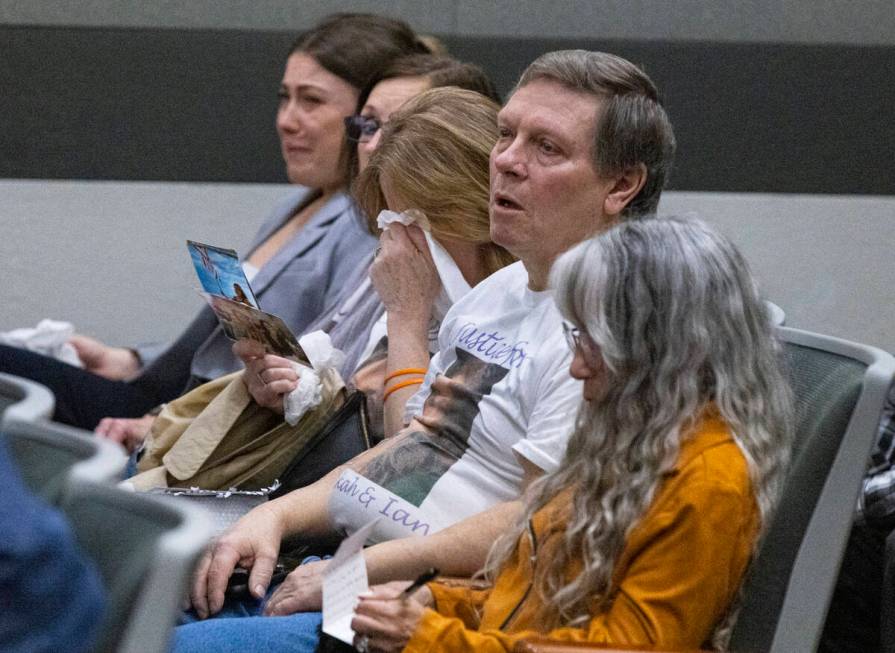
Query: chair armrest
514 639 711 653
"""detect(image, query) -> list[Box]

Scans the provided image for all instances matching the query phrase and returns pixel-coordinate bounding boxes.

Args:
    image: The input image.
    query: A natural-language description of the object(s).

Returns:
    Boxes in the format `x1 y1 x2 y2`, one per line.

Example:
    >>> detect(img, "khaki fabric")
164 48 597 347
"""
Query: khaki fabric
130 368 345 491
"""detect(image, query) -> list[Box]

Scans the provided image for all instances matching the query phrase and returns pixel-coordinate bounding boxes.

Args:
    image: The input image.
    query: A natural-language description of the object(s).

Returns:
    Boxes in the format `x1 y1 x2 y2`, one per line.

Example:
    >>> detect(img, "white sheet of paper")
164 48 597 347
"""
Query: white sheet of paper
322 519 378 644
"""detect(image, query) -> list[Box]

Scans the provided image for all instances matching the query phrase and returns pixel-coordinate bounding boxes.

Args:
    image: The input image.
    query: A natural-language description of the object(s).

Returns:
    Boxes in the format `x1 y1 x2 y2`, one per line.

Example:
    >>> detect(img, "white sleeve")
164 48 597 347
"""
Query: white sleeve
512 347 581 473
403 300 458 425
401 350 442 424
357 312 388 366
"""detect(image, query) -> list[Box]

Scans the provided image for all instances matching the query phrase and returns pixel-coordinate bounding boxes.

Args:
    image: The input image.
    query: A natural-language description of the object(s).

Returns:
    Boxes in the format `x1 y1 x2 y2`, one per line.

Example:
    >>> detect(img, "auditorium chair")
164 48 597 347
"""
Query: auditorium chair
62 477 214 653
517 325 895 653
0 370 54 427
1 372 125 502
2 417 125 502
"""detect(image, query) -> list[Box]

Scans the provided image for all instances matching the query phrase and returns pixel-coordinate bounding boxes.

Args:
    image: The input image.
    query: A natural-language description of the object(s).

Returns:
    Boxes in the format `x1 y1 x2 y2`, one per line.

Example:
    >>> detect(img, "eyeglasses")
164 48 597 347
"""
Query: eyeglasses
344 115 381 143
562 321 598 360
562 321 582 354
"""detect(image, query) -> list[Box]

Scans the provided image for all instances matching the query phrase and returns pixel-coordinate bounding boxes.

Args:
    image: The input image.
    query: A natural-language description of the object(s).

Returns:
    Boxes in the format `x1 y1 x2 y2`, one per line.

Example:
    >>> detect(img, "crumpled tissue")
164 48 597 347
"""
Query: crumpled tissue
283 330 346 425
376 209 471 319
0 319 83 367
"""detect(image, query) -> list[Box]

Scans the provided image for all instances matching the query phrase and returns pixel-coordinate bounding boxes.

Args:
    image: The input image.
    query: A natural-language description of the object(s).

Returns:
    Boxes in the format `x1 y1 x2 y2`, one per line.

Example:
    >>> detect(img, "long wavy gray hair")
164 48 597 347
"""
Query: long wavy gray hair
484 216 793 647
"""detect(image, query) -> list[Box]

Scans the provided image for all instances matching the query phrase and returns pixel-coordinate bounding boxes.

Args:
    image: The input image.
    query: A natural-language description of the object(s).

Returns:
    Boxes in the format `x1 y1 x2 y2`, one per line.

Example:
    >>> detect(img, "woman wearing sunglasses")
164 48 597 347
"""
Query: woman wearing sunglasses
238 54 502 438
174 86 517 653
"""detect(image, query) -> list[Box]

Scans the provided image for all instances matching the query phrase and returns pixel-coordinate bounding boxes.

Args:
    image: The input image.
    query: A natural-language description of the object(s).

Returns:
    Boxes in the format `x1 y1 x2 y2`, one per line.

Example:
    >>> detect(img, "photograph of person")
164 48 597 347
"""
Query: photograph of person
187 240 259 308
203 294 306 362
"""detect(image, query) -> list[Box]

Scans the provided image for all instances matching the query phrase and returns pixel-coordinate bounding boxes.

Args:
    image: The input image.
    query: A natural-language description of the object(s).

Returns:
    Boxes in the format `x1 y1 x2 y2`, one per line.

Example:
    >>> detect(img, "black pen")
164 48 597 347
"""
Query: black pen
400 567 439 598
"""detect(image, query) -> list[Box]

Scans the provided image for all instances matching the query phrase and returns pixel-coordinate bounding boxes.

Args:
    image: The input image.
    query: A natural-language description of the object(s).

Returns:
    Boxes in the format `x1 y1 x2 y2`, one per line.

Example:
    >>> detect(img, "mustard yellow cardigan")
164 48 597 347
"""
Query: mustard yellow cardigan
405 410 759 652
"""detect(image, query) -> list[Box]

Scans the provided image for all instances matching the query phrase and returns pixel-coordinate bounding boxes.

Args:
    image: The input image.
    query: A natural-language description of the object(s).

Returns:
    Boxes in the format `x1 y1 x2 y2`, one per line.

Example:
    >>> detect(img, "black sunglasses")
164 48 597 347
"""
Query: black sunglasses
344 115 381 143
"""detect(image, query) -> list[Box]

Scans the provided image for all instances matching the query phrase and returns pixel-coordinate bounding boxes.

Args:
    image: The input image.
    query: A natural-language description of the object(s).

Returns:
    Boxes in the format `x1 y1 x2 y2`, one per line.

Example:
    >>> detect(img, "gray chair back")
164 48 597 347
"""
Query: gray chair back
2 419 126 503
730 326 895 653
0 371 54 428
766 301 786 327
62 478 214 653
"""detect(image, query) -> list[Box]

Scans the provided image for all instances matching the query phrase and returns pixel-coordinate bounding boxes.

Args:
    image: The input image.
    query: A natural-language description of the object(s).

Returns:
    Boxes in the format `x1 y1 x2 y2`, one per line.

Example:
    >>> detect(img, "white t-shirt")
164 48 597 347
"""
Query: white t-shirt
329 262 581 541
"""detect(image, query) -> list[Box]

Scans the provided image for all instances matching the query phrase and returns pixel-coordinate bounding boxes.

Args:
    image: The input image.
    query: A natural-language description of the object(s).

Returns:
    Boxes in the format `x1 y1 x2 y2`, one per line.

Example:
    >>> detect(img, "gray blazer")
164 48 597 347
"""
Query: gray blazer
132 187 376 404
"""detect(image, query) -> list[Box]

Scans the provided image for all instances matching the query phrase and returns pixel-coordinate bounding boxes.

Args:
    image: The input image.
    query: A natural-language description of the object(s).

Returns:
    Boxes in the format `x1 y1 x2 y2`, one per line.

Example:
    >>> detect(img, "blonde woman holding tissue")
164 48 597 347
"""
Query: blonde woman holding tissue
133 87 511 493
353 86 515 436
240 86 512 440
171 87 515 653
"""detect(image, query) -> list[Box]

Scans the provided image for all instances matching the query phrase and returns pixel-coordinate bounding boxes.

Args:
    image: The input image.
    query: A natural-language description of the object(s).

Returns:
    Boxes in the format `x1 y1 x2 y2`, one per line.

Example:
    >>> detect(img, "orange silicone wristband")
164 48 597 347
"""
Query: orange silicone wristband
383 377 425 403
384 368 428 384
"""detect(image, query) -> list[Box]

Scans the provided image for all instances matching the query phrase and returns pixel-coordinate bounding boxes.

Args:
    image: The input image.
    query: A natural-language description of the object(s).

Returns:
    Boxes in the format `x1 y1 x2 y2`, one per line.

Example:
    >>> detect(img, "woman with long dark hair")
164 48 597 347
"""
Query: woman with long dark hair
0 13 429 440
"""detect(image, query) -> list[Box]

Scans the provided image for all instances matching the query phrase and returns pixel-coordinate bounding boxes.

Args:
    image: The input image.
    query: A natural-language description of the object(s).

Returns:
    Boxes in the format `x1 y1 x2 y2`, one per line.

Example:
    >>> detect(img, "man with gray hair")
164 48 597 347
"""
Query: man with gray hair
175 50 675 653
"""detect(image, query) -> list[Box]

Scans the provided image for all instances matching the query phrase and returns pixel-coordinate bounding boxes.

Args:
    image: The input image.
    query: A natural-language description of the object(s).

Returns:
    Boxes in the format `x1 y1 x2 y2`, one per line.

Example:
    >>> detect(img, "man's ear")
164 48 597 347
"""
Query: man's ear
602 163 648 218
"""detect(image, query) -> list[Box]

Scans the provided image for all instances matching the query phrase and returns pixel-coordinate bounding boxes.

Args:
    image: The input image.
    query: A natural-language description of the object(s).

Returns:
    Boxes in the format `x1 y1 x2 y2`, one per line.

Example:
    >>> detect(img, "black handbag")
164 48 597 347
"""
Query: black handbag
270 390 373 499
314 630 357 653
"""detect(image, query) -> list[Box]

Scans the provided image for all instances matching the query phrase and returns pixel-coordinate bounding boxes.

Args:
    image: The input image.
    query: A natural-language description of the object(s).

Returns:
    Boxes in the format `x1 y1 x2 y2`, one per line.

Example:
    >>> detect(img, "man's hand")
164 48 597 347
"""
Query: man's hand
233 340 299 413
69 334 141 380
94 414 155 453
263 557 329 615
189 504 285 619
351 582 431 653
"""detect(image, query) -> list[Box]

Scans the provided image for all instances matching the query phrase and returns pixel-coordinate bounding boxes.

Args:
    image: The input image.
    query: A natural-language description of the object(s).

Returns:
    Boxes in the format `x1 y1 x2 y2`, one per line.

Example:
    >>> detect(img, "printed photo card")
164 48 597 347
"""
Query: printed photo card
187 240 258 308
186 240 307 363
200 293 308 364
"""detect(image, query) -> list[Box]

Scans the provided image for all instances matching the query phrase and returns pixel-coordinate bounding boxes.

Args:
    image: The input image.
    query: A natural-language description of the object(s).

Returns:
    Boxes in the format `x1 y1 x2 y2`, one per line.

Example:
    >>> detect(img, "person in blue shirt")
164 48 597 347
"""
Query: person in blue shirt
0 438 106 653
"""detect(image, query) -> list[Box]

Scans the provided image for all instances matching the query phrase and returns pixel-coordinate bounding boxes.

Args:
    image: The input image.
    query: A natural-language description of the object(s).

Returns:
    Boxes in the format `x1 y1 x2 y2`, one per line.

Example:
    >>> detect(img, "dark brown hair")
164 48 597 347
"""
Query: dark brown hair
367 54 501 104
290 13 429 91
347 55 500 182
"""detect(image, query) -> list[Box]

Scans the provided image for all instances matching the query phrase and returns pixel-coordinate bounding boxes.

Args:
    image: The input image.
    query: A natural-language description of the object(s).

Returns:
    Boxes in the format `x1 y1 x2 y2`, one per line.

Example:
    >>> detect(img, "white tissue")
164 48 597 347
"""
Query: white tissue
376 210 471 319
0 319 83 367
300 330 346 372
376 207 429 231
283 331 346 426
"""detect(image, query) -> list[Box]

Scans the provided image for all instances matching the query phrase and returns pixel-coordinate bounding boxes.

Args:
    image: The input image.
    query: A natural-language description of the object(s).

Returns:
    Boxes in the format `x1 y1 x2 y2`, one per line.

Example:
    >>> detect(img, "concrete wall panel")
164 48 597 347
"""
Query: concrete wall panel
2 180 893 353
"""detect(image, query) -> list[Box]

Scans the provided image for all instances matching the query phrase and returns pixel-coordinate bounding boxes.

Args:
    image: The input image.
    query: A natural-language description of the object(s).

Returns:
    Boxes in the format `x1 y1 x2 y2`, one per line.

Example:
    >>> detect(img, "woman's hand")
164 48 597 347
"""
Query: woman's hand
351 582 432 653
94 414 156 452
263 557 329 615
69 334 141 380
370 224 440 329
233 340 299 413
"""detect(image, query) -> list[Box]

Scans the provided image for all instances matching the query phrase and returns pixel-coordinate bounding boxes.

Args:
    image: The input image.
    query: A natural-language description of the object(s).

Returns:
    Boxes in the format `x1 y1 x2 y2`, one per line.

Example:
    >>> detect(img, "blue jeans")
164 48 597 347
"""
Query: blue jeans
171 558 325 653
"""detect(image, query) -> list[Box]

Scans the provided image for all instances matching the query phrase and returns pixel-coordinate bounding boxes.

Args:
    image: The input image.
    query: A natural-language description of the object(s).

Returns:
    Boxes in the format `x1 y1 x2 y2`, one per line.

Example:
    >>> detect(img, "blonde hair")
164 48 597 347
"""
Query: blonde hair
485 216 792 648
354 87 515 276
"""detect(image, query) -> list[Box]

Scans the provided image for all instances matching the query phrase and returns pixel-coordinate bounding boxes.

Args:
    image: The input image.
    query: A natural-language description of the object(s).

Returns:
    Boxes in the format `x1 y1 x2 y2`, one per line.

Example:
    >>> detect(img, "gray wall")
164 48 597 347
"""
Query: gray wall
3 0 893 44
0 180 275 347
2 180 893 351
659 192 895 351
2 2 893 351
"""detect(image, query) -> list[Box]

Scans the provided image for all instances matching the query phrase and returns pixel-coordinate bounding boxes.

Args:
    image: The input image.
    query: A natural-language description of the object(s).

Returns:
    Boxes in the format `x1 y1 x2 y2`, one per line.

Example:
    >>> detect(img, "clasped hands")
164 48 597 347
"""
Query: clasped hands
189 505 431 653
71 334 155 452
